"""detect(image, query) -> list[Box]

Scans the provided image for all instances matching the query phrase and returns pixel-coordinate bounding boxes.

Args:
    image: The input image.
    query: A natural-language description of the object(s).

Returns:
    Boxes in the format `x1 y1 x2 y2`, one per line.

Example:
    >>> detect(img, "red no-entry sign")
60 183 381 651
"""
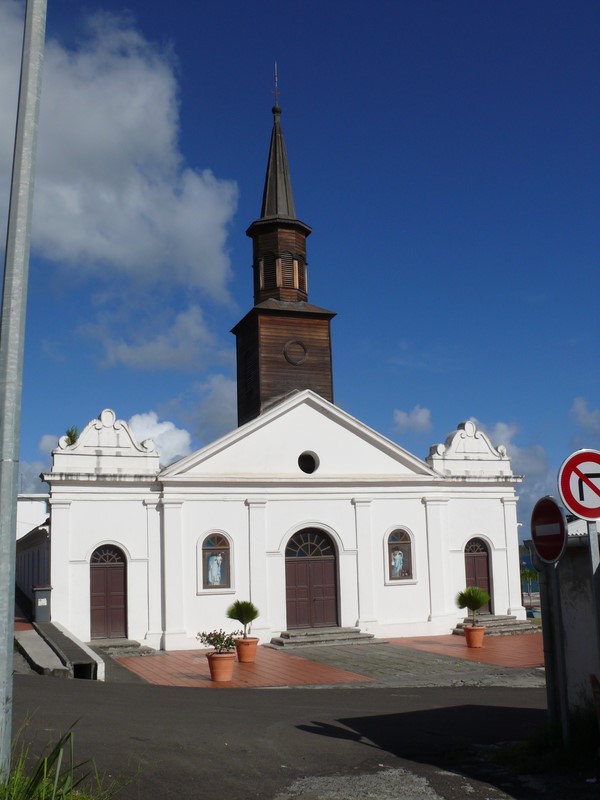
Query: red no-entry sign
530 496 568 563
558 450 600 521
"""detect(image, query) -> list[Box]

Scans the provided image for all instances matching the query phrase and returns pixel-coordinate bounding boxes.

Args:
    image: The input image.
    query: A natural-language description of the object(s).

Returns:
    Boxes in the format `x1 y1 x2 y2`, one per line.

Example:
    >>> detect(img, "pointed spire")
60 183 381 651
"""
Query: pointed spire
260 101 297 219
246 76 311 306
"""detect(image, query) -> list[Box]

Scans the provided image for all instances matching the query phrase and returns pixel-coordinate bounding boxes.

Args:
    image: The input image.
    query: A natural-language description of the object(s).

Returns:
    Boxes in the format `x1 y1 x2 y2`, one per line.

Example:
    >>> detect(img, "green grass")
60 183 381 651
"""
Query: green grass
1 726 118 800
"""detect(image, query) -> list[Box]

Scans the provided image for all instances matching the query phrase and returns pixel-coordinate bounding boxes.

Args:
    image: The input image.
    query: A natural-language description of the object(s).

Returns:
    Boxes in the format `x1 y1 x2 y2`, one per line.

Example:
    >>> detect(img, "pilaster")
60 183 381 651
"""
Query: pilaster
48 499 71 624
422 496 450 620
502 496 526 617
144 498 163 647
245 499 269 636
161 500 185 648
352 497 377 626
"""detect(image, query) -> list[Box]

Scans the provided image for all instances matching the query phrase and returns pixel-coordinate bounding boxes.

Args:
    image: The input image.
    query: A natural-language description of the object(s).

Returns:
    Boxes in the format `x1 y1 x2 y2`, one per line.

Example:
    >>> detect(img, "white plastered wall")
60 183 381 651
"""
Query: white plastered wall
49 487 157 643
43 400 524 649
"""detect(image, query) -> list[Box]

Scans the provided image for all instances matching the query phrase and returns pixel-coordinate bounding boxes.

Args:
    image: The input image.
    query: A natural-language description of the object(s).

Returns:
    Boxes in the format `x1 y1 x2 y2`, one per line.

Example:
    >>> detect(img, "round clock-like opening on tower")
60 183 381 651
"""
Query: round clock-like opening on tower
283 339 307 365
298 451 319 474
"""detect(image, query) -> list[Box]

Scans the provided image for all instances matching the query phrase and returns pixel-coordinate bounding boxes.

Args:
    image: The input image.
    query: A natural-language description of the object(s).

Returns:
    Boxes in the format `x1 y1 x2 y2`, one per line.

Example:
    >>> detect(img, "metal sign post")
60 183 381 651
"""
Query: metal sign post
587 520 600 695
530 496 570 743
557 451 600 744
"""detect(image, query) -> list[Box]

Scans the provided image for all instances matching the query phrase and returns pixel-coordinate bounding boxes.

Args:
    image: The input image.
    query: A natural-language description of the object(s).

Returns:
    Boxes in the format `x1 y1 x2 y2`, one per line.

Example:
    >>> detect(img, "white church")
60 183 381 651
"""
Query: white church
16 102 525 649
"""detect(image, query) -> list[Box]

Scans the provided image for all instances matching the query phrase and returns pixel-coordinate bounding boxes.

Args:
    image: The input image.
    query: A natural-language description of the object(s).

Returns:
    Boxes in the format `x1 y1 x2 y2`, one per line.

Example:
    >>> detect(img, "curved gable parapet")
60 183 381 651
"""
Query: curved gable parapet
51 409 160 476
426 420 513 477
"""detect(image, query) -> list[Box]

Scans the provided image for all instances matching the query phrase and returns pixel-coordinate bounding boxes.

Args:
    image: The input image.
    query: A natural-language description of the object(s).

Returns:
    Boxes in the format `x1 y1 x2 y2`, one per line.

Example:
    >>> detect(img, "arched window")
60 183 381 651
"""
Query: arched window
91 545 126 565
465 538 487 554
286 529 335 558
201 534 231 589
387 530 413 581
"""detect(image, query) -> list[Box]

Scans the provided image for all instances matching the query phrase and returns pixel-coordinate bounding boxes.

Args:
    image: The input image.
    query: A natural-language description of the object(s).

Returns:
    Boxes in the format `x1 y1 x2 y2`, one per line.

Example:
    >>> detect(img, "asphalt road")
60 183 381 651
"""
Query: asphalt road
13 674 594 800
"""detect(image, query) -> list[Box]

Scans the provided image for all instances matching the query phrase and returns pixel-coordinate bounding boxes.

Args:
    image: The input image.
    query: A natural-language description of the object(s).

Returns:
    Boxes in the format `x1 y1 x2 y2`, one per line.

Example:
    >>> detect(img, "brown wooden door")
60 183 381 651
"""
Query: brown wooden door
286 560 311 628
90 546 127 639
285 529 338 629
464 538 492 613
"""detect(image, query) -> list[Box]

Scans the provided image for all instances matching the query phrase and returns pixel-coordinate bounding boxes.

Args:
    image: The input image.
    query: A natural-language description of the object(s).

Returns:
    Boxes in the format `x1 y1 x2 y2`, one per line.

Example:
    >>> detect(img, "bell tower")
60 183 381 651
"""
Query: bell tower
232 101 335 426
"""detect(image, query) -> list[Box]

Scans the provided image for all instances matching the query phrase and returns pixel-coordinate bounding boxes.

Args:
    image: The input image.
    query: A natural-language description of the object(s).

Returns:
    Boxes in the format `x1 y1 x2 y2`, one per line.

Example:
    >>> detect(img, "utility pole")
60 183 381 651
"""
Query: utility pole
0 0 47 775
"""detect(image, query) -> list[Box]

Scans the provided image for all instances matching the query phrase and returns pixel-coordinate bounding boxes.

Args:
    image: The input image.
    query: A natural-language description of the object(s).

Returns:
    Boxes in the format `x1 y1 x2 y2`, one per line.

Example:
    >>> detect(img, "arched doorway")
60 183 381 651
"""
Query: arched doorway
464 538 492 613
90 545 127 639
285 529 338 628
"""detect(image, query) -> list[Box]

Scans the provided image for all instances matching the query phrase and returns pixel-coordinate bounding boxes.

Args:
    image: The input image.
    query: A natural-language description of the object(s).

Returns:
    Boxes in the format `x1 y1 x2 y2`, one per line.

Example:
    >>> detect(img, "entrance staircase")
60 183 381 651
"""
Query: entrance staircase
269 626 376 648
90 638 156 658
452 614 542 637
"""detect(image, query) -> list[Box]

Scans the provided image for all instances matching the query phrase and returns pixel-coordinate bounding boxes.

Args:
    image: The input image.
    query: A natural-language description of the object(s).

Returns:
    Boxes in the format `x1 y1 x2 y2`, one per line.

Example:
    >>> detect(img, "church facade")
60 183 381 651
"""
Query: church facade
20 102 525 649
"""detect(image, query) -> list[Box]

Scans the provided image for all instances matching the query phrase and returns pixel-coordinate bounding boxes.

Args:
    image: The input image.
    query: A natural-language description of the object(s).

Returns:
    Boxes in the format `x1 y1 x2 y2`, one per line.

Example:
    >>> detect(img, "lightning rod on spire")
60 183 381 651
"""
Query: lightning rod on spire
273 62 281 108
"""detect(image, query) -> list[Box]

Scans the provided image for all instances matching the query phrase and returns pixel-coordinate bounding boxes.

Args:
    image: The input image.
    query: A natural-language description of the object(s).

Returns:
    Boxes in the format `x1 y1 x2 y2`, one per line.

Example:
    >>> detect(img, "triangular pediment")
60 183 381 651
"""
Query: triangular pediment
161 390 438 482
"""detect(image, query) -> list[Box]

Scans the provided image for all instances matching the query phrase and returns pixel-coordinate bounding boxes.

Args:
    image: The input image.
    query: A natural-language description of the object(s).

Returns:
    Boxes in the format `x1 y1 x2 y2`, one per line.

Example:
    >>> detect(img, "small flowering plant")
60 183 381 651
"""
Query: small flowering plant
197 628 242 653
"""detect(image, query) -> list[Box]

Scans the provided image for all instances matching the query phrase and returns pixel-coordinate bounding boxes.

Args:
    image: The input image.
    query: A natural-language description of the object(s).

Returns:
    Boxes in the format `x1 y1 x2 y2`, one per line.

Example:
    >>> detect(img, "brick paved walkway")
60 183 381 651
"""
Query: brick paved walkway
116 633 545 689
117 646 374 688
395 632 544 668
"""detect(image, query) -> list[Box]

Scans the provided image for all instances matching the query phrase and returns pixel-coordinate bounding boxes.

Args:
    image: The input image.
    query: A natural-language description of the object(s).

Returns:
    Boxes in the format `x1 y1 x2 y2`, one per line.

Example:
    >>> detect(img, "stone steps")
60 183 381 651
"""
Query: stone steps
89 638 156 658
452 615 542 637
269 626 376 648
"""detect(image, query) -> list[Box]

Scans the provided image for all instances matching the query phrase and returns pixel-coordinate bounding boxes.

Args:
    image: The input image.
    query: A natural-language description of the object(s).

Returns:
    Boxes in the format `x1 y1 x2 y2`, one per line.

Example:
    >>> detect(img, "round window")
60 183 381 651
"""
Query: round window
298 451 319 474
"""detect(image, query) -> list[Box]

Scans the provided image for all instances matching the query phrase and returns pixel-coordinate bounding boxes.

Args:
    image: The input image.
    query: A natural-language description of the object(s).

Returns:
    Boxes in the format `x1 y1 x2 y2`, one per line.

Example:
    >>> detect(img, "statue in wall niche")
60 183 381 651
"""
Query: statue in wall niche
391 548 404 578
207 552 223 585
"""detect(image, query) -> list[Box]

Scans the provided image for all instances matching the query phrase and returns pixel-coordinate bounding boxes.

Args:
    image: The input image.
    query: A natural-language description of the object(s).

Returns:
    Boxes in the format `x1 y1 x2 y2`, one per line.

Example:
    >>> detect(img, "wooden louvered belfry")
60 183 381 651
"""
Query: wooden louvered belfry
232 102 335 426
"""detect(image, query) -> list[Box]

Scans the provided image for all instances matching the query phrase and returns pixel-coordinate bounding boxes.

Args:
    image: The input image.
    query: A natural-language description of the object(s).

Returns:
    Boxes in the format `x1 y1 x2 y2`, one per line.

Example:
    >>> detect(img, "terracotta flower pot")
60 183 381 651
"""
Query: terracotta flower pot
464 625 485 648
206 651 235 681
235 637 259 663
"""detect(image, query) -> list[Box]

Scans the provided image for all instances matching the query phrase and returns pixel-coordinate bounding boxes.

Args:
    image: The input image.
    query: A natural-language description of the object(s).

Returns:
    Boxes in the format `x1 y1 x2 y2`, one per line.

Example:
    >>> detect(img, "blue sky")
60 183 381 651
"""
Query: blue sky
1 0 599 533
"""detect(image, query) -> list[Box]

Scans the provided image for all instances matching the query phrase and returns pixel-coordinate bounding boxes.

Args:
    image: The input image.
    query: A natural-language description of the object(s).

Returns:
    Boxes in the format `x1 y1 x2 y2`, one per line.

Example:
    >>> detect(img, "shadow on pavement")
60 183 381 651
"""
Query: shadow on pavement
298 705 596 800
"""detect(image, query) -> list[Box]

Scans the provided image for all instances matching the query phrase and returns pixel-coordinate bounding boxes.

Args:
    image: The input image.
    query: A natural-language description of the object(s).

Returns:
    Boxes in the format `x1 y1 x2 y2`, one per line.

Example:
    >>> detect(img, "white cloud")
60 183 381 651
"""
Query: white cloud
128 411 191 466
162 373 237 446
471 418 550 481
0 3 238 300
393 405 432 434
38 434 59 456
476 420 519 453
18 461 47 493
193 374 237 443
471 417 553 533
571 397 600 441
101 305 217 371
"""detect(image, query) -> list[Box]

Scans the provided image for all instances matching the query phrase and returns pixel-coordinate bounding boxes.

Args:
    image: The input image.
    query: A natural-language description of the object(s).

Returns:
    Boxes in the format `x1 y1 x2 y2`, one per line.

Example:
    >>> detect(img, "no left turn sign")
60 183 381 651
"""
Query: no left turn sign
558 449 600 521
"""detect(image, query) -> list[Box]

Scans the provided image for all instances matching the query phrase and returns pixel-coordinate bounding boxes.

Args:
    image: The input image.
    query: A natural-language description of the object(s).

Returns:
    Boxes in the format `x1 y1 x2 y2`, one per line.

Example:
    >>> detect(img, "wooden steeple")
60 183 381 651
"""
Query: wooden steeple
232 100 335 426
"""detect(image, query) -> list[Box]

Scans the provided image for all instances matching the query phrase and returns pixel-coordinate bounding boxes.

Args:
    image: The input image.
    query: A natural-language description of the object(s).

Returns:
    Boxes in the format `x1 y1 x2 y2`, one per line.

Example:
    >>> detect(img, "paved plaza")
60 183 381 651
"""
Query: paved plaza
115 633 546 689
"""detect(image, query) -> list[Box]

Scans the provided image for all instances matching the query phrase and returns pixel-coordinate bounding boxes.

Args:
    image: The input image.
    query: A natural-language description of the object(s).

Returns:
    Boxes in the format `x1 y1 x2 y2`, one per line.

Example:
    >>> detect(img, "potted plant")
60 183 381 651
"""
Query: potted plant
197 628 241 681
226 600 260 663
455 586 490 648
